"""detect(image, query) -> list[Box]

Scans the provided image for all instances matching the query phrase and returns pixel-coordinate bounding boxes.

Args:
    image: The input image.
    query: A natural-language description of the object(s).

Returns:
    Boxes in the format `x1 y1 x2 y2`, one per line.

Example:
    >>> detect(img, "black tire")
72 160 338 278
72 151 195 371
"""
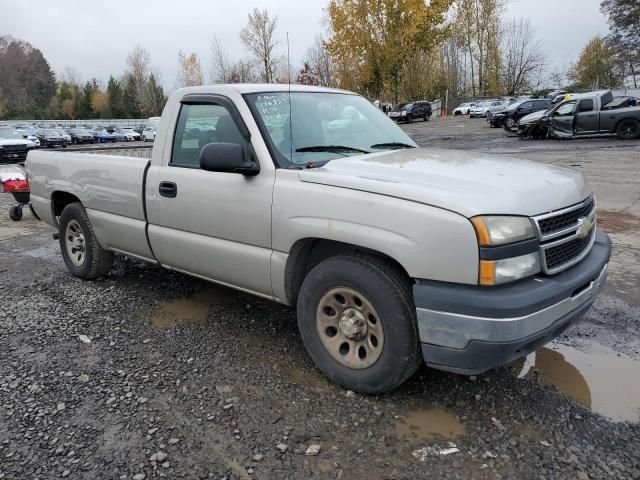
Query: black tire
616 119 640 140
58 202 113 279
9 205 22 221
503 117 516 132
296 255 422 394
406 115 412 124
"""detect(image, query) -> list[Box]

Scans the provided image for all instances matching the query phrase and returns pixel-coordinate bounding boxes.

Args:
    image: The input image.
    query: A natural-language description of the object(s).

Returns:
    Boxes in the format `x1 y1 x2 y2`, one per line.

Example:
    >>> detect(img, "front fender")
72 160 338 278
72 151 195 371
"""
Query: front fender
271 171 480 298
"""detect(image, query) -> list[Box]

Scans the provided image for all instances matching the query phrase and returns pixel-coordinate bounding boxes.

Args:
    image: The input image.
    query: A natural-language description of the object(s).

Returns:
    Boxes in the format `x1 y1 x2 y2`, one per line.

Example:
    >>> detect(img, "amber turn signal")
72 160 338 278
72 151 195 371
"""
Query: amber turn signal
471 217 491 246
479 260 496 286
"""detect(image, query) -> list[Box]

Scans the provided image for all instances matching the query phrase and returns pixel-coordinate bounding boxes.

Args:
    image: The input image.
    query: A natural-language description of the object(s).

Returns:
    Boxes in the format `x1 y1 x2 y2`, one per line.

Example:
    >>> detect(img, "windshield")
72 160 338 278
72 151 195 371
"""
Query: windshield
393 103 413 111
246 92 417 166
504 100 524 111
0 128 24 139
45 130 61 136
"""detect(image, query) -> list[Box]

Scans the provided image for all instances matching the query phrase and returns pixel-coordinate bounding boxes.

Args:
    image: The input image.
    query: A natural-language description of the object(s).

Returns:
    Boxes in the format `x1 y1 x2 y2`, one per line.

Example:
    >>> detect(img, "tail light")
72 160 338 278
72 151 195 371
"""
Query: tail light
2 179 29 193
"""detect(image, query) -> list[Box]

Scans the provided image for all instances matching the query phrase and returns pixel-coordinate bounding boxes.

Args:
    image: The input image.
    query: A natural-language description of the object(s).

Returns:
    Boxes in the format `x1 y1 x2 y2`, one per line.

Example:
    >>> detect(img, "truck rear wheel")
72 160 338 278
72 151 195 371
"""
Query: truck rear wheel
616 119 640 140
58 202 113 279
296 255 422 394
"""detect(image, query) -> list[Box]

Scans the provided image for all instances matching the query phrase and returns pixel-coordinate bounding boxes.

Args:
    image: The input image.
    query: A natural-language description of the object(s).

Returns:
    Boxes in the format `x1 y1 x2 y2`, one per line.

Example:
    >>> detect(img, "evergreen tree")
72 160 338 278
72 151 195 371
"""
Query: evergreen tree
106 76 126 118
123 74 141 118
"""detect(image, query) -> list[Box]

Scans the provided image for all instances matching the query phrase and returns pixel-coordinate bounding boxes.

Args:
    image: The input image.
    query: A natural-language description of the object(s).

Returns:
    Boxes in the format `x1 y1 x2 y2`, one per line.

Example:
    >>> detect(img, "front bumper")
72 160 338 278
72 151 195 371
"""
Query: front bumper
414 230 611 375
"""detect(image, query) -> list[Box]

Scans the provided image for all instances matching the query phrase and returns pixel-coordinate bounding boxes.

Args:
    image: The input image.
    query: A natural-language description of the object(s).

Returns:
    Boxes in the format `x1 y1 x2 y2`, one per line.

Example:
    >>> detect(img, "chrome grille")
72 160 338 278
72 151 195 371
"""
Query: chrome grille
543 228 595 271
538 197 594 237
533 196 597 274
2 144 27 152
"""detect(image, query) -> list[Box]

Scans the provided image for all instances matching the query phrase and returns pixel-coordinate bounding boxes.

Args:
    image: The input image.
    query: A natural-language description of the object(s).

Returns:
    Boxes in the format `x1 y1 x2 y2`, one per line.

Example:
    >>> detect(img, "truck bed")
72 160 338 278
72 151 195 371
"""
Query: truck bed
27 150 155 262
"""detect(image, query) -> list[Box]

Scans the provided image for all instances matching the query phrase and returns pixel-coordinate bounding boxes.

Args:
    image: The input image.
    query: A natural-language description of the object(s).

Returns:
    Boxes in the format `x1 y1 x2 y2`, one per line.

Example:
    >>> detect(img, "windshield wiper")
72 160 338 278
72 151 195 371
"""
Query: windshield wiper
295 145 370 154
369 142 416 150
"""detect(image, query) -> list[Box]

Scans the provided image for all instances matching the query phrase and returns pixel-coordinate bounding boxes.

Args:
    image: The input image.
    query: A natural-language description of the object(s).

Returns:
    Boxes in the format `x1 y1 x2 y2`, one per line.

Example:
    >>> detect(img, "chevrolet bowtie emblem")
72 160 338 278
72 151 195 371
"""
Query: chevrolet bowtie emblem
576 217 593 239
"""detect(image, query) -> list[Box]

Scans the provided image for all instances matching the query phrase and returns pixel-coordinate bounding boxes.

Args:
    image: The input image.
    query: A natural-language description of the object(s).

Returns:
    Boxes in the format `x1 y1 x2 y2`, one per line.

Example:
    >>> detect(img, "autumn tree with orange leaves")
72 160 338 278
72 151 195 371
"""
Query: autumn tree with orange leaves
326 0 454 103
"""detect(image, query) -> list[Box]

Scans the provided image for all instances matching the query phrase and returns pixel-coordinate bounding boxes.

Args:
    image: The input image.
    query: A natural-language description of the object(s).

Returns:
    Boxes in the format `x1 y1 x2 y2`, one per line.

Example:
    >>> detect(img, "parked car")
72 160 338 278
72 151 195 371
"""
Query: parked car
91 129 117 143
0 127 36 163
36 129 67 148
388 101 432 123
15 128 41 148
517 90 640 140
116 128 141 141
69 129 95 144
469 100 507 118
489 99 552 130
110 130 128 142
142 127 157 142
453 102 476 115
133 124 147 135
26 84 611 394
54 129 72 144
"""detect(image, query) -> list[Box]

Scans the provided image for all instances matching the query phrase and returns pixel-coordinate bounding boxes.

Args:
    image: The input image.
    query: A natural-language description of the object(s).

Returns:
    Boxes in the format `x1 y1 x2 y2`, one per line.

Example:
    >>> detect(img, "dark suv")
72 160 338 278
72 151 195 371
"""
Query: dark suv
388 101 432 123
489 99 551 130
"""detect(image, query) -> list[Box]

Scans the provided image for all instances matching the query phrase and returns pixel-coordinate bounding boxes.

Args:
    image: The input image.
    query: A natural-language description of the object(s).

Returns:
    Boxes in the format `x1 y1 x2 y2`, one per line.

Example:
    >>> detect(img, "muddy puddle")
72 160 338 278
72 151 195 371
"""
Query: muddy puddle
149 284 238 328
394 407 465 443
512 342 640 422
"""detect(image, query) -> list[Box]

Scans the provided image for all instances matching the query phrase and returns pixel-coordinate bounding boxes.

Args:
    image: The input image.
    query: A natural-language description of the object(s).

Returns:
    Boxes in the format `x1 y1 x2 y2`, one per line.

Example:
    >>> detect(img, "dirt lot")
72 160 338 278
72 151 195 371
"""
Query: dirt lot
1 117 639 479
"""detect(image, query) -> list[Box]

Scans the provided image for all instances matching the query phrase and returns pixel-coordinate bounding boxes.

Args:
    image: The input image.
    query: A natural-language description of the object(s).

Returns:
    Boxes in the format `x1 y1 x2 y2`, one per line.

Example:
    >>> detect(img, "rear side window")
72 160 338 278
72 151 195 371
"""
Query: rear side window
520 101 533 109
534 100 549 108
171 103 248 167
579 99 594 112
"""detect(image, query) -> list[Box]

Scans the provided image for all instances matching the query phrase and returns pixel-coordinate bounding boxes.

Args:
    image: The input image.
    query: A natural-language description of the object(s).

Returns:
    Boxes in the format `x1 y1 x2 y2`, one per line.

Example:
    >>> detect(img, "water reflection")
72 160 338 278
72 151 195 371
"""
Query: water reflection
512 343 640 422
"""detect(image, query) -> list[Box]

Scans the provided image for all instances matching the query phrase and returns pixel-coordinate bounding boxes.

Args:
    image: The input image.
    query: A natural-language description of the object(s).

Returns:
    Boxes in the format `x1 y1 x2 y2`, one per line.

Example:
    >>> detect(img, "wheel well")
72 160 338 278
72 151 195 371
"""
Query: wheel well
52 191 81 217
615 117 640 129
284 238 412 305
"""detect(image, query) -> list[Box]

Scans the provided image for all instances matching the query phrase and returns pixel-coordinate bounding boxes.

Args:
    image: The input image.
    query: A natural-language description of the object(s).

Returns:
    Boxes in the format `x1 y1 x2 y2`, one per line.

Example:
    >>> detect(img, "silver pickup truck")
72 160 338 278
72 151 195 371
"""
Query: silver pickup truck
26 84 611 393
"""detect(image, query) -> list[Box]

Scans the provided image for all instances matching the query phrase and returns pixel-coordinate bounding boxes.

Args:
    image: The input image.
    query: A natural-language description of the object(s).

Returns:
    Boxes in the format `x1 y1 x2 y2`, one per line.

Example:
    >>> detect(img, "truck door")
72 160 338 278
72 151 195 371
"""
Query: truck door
575 99 598 133
146 95 275 298
550 100 578 137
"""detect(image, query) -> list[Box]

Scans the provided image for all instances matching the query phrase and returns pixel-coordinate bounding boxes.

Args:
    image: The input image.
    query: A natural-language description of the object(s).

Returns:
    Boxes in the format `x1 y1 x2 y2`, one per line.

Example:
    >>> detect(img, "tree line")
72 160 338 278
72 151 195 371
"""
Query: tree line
0 38 166 121
1 0 638 120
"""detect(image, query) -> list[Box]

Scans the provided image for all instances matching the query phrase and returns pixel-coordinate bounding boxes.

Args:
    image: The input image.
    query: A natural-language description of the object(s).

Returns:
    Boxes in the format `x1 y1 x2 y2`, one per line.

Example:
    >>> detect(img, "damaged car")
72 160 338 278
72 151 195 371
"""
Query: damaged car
517 90 640 140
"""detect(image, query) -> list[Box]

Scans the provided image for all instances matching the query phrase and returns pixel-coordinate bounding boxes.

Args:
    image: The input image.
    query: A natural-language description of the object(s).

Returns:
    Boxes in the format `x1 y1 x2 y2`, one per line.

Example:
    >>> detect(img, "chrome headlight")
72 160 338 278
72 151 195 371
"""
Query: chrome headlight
471 216 536 246
485 253 541 285
472 216 540 286
401 110 407 116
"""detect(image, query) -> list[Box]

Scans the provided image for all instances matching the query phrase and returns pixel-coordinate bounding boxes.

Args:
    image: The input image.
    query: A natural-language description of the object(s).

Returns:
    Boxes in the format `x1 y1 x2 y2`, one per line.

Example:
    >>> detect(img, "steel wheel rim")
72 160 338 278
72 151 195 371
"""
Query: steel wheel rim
316 287 384 369
65 219 86 266
621 121 637 137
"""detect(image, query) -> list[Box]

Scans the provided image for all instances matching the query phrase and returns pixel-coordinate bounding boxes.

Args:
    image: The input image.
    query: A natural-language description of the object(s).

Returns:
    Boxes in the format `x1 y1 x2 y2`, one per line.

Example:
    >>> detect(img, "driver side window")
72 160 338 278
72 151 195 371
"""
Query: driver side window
171 103 247 168
555 102 577 116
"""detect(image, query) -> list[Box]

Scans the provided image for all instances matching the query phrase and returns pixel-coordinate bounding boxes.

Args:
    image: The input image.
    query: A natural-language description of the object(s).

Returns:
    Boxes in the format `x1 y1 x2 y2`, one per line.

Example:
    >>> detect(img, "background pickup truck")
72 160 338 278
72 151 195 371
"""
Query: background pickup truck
26 84 611 394
517 90 640 140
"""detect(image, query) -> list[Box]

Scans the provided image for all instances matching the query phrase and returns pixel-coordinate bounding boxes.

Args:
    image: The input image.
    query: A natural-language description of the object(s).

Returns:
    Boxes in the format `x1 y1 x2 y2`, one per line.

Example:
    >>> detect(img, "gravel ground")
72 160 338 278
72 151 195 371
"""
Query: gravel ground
1 120 640 479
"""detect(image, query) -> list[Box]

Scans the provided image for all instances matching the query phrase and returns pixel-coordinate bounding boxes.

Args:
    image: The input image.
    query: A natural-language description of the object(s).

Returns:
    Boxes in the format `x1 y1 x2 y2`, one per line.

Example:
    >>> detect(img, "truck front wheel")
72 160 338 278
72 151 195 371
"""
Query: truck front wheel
58 202 114 279
616 119 640 140
297 255 422 394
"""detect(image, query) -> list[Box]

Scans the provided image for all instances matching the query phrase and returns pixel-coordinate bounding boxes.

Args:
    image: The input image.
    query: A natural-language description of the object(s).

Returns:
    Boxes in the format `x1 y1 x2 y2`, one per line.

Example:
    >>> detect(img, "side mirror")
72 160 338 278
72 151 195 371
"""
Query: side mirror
199 142 260 176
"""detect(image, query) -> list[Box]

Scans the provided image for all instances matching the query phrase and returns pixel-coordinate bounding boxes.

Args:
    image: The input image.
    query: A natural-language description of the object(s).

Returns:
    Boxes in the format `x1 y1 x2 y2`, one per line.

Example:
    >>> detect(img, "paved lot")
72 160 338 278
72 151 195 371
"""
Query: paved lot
1 118 639 479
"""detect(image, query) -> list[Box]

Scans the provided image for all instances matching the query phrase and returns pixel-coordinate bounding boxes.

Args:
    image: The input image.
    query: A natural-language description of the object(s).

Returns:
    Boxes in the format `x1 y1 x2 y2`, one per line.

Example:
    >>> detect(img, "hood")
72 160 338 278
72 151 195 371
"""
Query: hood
519 110 548 125
0 139 34 147
298 148 590 218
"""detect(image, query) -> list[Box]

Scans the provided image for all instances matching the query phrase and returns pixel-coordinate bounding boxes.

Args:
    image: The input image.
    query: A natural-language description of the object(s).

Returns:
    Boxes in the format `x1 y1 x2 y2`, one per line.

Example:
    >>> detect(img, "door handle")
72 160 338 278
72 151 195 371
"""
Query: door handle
159 181 177 198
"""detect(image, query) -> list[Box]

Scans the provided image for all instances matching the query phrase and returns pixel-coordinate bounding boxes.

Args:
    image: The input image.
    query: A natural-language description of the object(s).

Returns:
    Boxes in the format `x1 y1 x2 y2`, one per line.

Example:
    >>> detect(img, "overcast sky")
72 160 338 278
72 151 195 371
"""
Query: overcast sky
0 0 609 92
